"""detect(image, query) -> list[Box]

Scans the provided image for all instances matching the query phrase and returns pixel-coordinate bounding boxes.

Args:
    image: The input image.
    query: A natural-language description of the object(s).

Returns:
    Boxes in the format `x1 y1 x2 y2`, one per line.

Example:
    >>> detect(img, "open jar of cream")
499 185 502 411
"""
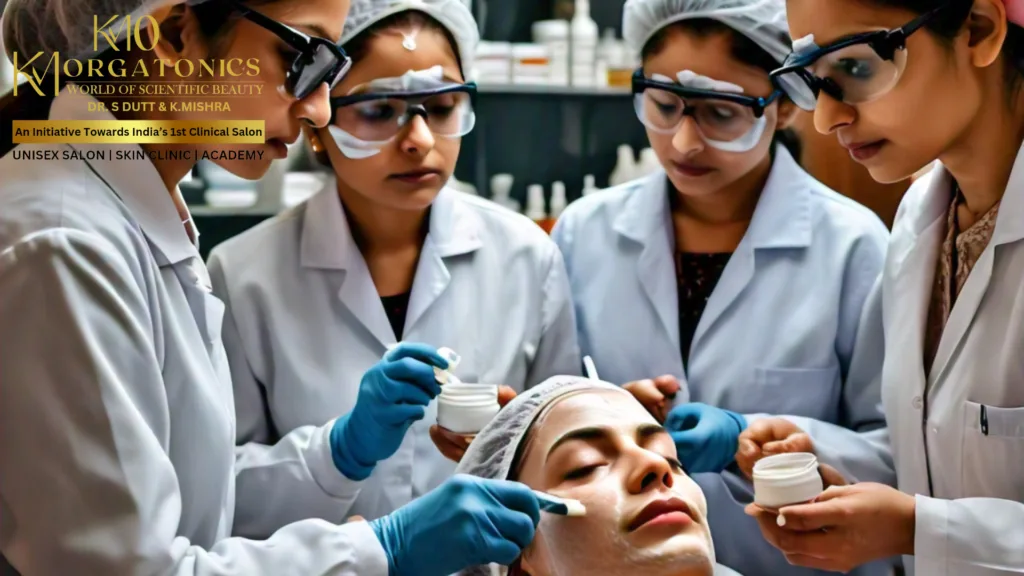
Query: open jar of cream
752 452 824 510
436 382 501 436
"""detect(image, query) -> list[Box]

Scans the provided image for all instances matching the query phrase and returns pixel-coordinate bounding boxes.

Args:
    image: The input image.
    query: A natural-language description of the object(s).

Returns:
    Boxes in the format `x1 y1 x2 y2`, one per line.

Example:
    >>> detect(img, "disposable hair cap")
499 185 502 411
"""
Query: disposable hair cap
340 0 479 75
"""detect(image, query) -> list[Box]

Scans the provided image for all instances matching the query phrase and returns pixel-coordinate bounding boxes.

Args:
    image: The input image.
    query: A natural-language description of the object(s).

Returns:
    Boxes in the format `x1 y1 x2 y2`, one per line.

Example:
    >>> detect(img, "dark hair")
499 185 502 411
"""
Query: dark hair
871 0 1024 87
641 19 802 161
0 0 274 157
342 10 463 72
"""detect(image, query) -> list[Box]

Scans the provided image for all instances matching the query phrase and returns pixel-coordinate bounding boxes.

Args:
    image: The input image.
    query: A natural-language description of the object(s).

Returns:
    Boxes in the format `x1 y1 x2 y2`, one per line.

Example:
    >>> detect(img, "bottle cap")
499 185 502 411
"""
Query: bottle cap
752 453 824 510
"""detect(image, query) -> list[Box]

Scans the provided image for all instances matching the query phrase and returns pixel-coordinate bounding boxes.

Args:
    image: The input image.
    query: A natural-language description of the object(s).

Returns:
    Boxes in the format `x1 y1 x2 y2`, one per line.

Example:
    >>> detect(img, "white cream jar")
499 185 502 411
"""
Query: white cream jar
436 383 501 436
752 452 824 510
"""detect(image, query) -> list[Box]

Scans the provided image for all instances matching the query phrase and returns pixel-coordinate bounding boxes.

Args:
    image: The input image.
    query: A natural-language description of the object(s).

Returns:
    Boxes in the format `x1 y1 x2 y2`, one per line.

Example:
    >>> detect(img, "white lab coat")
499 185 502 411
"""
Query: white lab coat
0 90 387 575
878 150 1024 575
207 183 581 531
552 147 895 576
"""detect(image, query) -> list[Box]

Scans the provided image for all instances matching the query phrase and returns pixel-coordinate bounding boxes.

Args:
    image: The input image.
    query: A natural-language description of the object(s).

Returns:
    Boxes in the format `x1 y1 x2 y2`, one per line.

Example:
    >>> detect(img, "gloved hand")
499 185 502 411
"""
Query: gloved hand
369 474 541 576
330 342 448 480
665 402 748 473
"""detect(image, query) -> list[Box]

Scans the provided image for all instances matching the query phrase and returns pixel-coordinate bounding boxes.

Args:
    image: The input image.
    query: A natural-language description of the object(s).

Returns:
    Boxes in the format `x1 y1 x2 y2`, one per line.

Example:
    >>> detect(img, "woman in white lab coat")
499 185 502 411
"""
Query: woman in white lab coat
206 0 580 530
550 1 893 574
0 0 545 573
742 0 1024 573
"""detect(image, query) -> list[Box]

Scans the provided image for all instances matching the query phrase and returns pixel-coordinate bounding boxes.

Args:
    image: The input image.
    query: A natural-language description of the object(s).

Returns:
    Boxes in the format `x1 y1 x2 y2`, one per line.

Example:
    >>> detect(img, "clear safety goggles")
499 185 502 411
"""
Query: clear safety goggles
328 71 477 159
769 3 949 111
230 0 351 99
632 69 782 153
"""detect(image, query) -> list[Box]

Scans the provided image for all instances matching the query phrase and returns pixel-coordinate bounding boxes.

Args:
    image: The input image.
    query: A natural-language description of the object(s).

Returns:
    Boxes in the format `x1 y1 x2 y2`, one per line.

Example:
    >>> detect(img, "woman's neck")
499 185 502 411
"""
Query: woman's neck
940 78 1024 217
671 152 770 252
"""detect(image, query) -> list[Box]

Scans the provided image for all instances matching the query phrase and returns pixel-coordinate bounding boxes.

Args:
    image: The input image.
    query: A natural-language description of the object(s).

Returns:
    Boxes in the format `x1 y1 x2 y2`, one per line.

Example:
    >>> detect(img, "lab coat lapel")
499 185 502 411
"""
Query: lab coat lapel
301 185 395 349
891 166 950 391
929 141 1024 384
614 173 680 355
693 148 812 350
405 188 482 334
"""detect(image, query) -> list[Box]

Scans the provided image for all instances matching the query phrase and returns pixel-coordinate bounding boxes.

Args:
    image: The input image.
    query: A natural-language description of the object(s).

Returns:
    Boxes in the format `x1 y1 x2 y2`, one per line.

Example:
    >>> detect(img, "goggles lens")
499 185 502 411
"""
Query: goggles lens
634 89 766 151
334 89 475 142
780 43 907 111
290 42 350 99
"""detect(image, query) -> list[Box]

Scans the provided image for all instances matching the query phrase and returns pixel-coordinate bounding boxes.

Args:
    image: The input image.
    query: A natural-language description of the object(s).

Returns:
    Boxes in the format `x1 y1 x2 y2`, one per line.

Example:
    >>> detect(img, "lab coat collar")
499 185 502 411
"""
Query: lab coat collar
49 88 198 266
993 137 1024 246
301 180 483 270
612 146 813 251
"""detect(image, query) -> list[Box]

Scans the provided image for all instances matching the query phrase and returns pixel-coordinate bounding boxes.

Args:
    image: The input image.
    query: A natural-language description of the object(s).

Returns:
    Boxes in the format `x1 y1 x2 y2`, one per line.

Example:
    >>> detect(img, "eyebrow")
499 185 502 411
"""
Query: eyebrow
545 423 669 462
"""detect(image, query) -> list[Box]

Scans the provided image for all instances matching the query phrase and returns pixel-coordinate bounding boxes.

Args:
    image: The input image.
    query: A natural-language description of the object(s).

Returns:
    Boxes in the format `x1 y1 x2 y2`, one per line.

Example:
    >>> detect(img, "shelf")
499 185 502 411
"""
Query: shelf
189 205 280 217
476 84 631 97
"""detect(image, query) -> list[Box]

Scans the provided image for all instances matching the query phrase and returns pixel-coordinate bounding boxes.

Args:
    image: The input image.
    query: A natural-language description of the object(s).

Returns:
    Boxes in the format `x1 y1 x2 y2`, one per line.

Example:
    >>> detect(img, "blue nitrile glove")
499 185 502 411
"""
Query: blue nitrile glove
330 342 448 480
369 475 541 576
665 402 748 473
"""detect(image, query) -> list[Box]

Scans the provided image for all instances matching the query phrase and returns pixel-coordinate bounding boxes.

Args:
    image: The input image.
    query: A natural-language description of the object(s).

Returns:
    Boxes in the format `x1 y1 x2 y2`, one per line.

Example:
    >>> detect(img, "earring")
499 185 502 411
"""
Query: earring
309 133 323 153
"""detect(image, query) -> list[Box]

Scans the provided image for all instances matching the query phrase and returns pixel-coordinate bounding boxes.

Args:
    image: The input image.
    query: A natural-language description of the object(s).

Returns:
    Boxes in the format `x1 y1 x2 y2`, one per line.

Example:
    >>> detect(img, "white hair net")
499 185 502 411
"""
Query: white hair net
623 0 809 100
623 0 790 64
454 376 630 576
457 375 630 486
1 0 197 68
340 0 479 75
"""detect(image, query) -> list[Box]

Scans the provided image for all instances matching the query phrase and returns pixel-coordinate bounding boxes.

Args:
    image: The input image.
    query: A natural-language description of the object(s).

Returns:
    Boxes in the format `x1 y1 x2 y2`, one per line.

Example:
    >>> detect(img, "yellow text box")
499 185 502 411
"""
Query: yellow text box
12 120 266 144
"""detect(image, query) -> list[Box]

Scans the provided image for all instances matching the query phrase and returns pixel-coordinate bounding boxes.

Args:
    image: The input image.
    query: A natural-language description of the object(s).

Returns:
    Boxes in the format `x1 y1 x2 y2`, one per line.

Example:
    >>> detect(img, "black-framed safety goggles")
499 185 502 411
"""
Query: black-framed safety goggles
632 69 782 117
769 3 951 111
230 0 352 99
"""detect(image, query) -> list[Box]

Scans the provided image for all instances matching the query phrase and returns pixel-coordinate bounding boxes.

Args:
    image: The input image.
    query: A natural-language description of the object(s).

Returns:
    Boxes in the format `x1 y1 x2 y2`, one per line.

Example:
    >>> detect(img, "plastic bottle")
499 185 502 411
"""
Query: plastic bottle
595 28 617 88
609 144 637 186
525 184 548 232
637 147 661 177
582 174 599 196
548 181 568 230
570 0 598 88
490 173 520 213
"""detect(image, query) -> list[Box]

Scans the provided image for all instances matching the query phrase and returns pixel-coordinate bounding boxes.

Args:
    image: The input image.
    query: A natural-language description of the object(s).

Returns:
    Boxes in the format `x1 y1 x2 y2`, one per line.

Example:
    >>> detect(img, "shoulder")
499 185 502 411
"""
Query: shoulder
805 179 890 244
207 201 305 276
454 193 561 262
0 146 151 268
553 178 646 245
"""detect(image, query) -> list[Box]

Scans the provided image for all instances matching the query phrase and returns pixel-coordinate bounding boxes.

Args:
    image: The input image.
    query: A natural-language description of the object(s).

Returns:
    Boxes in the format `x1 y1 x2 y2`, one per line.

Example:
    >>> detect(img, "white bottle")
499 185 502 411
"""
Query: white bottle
550 181 568 219
637 147 661 177
570 0 598 88
525 184 547 223
609 144 637 186
595 28 617 88
582 174 599 196
490 173 521 213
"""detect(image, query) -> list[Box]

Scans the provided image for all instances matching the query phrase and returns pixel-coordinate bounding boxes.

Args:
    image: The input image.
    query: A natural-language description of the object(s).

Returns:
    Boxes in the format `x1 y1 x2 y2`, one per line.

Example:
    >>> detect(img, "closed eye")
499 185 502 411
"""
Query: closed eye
564 464 602 481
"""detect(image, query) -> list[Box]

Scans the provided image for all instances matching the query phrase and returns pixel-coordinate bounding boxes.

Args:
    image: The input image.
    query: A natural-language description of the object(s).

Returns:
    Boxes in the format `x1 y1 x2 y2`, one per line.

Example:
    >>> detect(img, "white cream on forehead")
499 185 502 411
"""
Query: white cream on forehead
348 65 446 94
652 71 744 94
792 34 819 55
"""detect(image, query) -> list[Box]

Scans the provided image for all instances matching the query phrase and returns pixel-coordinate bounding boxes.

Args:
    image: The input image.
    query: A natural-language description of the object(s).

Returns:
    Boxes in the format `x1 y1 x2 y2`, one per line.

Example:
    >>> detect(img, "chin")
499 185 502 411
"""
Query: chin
383 185 444 211
864 162 918 185
217 158 274 181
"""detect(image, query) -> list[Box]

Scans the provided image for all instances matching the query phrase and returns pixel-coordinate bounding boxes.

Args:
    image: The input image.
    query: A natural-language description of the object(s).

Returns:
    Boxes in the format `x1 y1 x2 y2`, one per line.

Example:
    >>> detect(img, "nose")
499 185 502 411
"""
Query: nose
399 114 436 157
625 446 675 495
812 91 855 135
671 116 705 157
294 83 333 129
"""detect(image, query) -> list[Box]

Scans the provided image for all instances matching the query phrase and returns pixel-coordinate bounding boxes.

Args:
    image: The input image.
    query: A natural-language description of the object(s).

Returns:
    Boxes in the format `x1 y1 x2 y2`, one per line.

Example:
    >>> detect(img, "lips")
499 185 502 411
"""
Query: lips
627 497 694 532
389 169 443 183
839 138 886 162
670 160 714 177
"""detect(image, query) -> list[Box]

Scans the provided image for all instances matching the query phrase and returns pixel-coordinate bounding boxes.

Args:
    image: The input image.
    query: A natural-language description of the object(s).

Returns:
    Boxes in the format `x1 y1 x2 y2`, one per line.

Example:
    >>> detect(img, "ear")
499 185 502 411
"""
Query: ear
775 97 800 131
965 0 1009 69
150 4 212 65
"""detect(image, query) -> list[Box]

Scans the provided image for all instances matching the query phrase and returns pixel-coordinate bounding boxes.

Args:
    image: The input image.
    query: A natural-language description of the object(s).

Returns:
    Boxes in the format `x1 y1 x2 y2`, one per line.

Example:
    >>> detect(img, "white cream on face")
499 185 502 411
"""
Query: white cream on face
521 391 715 576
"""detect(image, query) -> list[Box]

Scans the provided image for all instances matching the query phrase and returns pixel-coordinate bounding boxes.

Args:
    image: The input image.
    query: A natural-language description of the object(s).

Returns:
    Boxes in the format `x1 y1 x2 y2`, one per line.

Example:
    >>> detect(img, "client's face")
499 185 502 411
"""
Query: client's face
516 390 714 576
